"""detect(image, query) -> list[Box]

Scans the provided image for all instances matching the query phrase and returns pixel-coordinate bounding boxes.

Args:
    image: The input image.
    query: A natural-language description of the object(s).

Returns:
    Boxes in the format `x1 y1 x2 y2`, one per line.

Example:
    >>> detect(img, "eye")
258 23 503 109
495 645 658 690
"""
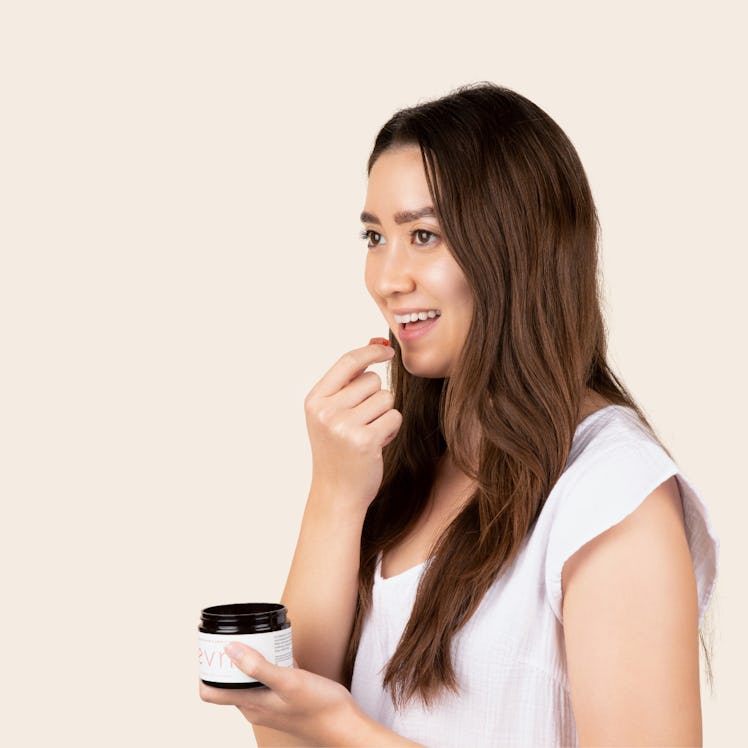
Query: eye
412 229 438 246
359 229 384 248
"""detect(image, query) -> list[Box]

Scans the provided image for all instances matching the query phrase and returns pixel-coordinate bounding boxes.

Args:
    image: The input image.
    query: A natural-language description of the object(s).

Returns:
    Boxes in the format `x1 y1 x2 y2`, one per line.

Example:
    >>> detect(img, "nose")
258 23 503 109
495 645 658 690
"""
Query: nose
369 239 416 298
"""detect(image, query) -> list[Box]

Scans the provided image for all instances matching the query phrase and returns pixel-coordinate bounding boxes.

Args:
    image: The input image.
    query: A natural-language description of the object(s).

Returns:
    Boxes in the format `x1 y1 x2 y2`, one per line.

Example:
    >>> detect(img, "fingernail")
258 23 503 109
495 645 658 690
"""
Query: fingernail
369 337 391 347
224 643 244 661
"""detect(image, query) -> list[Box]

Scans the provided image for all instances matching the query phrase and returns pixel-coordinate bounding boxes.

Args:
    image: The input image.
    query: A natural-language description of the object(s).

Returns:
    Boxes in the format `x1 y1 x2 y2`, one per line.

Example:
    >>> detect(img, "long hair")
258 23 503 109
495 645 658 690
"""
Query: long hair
343 82 712 708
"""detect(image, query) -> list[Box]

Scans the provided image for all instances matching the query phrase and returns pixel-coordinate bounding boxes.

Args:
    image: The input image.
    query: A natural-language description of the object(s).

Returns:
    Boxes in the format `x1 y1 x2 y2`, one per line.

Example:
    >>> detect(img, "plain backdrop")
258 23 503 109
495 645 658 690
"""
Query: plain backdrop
1 1 745 745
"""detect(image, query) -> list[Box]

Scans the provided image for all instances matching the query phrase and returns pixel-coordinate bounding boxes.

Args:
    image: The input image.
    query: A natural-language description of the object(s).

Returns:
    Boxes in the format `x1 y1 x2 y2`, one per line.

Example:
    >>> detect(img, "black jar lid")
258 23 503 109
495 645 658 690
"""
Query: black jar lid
200 602 288 634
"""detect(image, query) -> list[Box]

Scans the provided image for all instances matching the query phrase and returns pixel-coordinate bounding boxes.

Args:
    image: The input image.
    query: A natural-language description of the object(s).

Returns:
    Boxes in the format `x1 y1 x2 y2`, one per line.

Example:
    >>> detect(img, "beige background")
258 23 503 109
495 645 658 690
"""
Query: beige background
1 1 744 745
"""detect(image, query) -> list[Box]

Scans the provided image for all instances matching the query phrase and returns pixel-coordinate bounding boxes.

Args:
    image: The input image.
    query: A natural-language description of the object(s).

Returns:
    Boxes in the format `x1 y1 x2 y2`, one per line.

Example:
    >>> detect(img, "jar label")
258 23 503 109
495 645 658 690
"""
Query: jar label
198 627 293 684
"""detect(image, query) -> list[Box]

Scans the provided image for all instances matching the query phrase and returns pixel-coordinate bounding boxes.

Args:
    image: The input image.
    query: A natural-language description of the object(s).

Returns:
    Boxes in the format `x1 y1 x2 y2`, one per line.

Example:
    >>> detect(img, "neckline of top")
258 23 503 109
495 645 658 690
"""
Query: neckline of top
375 404 630 583
576 402 629 431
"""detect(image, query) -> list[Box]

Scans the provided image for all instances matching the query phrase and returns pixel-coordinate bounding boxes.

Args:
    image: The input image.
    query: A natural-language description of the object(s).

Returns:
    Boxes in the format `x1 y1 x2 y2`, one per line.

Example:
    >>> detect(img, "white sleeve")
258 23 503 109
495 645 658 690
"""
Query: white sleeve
544 439 720 626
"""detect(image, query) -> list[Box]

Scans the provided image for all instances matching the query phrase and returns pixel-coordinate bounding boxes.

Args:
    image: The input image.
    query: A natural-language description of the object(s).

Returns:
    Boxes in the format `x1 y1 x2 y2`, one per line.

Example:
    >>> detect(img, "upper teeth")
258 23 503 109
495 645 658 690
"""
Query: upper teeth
394 310 441 323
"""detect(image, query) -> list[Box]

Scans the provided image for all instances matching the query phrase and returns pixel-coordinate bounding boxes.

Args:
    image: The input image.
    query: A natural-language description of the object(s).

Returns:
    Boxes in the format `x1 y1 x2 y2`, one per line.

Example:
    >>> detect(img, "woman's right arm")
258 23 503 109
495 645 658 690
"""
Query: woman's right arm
251 489 369 748
253 342 400 747
283 341 400 682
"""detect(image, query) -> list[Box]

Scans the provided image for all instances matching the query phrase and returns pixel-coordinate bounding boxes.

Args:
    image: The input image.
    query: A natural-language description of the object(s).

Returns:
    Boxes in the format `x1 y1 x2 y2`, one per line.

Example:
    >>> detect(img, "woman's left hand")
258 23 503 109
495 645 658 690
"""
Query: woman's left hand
199 642 365 746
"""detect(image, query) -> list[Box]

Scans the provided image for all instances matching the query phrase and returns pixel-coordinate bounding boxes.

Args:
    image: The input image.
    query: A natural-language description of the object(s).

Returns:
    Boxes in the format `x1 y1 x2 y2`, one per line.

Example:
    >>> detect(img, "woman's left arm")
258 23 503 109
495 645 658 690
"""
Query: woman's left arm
199 642 423 747
562 475 703 746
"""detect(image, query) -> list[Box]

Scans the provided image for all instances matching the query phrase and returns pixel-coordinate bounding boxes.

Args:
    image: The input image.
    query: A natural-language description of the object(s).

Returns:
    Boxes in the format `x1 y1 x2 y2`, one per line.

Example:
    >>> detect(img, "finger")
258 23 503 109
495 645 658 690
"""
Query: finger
224 643 295 694
309 342 395 398
330 370 383 409
366 407 402 446
349 388 396 426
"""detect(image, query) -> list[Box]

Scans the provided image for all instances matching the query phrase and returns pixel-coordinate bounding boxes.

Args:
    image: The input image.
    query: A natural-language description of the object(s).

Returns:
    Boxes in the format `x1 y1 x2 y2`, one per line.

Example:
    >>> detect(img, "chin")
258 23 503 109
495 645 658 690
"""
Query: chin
400 352 450 379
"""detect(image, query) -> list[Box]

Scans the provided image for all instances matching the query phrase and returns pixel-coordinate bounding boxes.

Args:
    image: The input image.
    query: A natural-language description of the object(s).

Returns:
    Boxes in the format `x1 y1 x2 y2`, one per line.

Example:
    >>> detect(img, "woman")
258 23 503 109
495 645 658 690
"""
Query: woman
201 83 719 746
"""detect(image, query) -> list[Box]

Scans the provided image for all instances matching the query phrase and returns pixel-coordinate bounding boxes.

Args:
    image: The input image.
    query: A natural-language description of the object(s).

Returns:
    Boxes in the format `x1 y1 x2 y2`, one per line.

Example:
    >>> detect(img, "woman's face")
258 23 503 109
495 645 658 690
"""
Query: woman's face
362 145 473 378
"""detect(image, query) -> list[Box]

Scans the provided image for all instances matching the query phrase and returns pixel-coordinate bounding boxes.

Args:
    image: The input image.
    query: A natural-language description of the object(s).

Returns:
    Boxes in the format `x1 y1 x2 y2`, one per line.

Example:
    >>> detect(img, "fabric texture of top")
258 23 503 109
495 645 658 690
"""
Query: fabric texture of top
350 405 720 747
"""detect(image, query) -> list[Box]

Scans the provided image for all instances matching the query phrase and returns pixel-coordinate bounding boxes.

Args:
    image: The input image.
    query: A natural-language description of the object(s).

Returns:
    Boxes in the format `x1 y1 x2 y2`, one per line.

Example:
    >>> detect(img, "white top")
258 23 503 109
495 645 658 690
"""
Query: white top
350 405 720 747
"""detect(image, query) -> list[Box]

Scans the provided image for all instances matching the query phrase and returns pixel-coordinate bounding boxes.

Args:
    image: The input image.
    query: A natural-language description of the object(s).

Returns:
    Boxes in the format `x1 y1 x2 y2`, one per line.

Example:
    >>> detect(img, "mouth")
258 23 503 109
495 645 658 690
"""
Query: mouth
393 309 441 341
394 309 441 325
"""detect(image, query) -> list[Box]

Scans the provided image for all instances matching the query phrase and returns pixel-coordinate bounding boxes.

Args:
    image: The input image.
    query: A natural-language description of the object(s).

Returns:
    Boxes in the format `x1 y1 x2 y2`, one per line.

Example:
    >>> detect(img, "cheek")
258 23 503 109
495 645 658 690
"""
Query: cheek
424 260 472 310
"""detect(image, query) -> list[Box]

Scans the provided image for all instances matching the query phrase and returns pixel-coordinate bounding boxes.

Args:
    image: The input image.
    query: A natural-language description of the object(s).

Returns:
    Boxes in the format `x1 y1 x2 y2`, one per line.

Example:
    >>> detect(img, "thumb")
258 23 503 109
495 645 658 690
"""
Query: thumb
223 642 293 691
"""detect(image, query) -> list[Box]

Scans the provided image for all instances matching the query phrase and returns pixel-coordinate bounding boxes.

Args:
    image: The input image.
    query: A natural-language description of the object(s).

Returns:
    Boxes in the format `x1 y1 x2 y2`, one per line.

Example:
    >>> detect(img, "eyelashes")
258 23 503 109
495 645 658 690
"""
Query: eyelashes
359 228 379 245
359 229 439 248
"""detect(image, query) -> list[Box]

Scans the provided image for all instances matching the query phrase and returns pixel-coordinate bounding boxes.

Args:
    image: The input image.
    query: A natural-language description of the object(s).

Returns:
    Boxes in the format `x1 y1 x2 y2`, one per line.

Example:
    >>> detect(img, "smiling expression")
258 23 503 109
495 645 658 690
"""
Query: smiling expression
362 145 474 378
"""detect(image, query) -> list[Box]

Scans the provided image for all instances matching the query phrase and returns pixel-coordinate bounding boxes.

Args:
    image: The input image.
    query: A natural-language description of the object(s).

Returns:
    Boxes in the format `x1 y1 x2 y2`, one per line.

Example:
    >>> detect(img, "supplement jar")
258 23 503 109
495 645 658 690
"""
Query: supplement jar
198 602 293 688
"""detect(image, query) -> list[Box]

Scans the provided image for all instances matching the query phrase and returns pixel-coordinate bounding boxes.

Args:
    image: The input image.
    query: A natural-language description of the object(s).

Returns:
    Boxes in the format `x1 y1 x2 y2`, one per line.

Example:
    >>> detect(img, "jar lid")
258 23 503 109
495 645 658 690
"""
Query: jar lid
200 602 288 634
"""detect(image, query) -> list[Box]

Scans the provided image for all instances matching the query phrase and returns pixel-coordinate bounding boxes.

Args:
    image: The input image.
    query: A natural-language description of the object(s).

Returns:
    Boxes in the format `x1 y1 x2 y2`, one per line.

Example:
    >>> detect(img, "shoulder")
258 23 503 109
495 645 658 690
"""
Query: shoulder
561 475 702 744
543 408 682 620
561 474 688 594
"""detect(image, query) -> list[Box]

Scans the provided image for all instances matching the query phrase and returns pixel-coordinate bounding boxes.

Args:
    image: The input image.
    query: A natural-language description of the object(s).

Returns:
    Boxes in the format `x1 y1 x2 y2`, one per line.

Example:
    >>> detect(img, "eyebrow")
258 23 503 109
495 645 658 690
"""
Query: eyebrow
359 207 437 225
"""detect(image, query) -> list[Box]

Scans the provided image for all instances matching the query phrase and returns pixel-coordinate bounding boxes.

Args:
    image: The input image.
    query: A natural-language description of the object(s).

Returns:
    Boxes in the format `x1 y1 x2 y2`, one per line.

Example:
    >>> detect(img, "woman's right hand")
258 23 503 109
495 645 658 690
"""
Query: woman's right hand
304 339 401 512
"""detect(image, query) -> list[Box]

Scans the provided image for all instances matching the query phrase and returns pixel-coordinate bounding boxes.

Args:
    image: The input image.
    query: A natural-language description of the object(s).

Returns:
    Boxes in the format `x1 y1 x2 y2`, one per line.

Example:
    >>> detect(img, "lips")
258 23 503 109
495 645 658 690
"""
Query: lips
397 314 440 342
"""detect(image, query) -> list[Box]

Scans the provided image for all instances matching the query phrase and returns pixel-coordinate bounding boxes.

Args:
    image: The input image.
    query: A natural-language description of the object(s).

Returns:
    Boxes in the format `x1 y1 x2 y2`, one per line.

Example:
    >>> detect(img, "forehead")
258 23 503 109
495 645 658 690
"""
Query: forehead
369 144 425 178
366 145 431 207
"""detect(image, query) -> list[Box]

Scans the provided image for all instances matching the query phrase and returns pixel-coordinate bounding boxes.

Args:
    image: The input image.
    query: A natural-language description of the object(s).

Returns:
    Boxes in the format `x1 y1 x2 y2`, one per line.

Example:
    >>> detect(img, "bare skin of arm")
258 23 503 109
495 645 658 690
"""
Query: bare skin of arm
562 475 703 746
251 491 369 747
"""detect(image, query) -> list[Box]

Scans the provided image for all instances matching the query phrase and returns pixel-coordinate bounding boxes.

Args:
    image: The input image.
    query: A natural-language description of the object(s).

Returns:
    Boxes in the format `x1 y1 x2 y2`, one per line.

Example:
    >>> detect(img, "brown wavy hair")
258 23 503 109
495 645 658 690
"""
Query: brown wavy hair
343 82 713 708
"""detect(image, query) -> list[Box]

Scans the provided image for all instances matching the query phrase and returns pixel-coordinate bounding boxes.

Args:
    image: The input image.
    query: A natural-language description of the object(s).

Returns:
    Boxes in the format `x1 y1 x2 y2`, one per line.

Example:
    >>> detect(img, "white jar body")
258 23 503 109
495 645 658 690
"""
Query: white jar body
198 627 293 685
